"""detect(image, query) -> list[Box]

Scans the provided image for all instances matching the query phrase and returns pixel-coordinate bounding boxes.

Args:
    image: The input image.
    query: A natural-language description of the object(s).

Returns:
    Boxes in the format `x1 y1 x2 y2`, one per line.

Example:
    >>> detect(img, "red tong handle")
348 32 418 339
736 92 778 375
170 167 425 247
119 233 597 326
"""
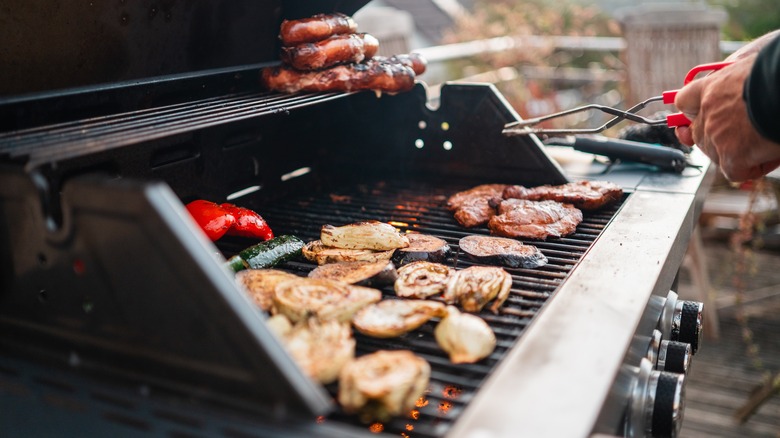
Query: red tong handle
663 61 735 127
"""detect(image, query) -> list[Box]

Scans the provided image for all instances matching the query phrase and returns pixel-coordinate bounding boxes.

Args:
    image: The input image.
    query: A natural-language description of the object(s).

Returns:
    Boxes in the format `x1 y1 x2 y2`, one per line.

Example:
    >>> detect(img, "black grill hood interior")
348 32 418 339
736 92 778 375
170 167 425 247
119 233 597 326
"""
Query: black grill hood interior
0 0 372 96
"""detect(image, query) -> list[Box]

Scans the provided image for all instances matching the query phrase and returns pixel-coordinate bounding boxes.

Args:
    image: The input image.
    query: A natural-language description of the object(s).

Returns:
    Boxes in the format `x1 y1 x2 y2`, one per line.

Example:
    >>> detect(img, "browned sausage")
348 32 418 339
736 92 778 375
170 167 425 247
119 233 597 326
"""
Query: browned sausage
280 13 358 46
374 53 427 76
261 58 416 94
281 33 379 71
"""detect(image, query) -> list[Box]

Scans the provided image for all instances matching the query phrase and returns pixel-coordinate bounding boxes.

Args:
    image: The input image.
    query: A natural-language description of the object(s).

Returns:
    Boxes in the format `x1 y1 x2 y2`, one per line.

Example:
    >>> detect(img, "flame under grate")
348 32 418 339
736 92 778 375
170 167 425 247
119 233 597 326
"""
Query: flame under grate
241 178 623 438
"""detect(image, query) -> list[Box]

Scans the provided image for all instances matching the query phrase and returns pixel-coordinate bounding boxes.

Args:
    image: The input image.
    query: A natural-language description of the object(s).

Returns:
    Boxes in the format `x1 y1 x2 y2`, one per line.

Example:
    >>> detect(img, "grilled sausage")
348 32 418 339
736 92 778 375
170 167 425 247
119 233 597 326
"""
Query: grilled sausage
280 13 358 46
281 33 379 71
261 57 417 94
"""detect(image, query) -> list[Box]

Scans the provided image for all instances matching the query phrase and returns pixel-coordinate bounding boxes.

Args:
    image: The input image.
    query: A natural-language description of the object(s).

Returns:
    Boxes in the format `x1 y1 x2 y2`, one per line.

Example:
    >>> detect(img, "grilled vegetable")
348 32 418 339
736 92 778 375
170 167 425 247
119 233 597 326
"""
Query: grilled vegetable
394 261 455 299
458 235 547 269
277 317 355 385
186 200 236 241
443 266 513 314
321 220 410 250
220 203 274 240
338 350 430 423
226 235 304 272
308 260 397 287
352 299 447 338
435 306 496 364
234 269 300 311
302 240 394 265
273 278 382 323
391 233 452 266
186 200 274 242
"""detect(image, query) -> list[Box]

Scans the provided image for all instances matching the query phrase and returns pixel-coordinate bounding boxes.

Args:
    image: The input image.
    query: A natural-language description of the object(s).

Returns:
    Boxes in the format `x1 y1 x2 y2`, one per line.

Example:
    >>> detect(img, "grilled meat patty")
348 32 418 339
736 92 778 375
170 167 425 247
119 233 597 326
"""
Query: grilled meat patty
446 184 508 228
502 180 622 211
488 199 583 240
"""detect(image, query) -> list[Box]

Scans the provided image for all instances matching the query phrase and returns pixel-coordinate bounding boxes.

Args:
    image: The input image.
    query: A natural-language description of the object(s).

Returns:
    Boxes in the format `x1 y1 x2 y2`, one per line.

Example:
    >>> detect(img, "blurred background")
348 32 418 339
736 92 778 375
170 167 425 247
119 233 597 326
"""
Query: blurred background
354 0 780 436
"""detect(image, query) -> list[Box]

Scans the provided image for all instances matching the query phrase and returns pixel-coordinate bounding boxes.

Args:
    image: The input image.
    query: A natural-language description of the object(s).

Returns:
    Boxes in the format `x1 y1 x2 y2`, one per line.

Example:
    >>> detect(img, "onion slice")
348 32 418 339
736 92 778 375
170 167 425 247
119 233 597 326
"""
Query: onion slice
394 261 455 299
443 266 513 313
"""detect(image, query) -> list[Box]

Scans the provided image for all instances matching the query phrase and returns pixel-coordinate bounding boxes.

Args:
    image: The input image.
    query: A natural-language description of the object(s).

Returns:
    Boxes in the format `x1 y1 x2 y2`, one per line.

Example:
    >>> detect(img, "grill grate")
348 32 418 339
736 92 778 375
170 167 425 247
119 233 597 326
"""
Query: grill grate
237 178 625 437
0 91 352 167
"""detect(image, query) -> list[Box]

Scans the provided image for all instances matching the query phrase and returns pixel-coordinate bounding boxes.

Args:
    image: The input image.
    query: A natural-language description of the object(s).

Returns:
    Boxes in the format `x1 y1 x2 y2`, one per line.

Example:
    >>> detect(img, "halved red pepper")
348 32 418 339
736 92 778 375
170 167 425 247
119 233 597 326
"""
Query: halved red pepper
186 200 236 241
220 203 274 241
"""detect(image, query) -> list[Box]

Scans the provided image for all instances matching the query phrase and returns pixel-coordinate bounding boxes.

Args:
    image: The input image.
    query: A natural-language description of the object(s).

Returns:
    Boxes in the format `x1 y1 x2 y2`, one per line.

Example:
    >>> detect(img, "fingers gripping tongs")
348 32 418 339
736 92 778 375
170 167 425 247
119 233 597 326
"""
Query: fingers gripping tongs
501 61 733 173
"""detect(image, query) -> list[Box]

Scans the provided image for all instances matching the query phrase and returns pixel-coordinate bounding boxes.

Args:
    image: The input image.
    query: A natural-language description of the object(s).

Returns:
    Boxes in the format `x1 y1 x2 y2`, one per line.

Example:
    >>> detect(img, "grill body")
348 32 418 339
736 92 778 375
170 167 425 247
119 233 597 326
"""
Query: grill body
1 3 714 437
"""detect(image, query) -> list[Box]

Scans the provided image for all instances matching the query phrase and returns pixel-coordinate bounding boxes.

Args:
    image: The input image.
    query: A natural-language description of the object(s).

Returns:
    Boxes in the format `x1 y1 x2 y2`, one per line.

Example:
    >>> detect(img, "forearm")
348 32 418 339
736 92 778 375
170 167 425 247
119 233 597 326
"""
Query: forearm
744 35 780 144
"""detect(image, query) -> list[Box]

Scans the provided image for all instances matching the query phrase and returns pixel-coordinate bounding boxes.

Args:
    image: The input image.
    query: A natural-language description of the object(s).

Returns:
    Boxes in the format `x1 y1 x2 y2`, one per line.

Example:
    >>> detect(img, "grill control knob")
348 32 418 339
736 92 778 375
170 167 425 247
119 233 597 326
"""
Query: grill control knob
671 300 703 354
627 358 687 438
658 291 704 354
656 340 692 374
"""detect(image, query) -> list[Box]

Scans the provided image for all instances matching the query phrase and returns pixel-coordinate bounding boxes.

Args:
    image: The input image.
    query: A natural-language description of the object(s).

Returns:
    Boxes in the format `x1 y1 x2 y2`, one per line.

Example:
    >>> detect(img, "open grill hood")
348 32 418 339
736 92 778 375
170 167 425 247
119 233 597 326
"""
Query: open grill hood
0 1 714 437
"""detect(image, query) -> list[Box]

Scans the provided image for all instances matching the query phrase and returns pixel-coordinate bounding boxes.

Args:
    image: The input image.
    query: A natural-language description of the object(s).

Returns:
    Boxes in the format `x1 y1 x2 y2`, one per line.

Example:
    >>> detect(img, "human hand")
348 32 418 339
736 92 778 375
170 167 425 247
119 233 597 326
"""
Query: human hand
674 54 780 181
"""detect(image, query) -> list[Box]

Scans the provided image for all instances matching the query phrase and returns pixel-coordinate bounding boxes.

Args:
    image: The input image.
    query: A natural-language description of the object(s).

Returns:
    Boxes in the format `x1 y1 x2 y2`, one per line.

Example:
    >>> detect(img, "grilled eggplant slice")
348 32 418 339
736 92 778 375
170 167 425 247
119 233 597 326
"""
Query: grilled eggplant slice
443 266 513 314
459 235 547 269
273 277 382 322
321 220 410 250
278 317 356 384
308 260 397 287
352 299 447 338
234 269 300 312
394 261 455 299
391 233 452 266
302 240 394 265
338 350 430 423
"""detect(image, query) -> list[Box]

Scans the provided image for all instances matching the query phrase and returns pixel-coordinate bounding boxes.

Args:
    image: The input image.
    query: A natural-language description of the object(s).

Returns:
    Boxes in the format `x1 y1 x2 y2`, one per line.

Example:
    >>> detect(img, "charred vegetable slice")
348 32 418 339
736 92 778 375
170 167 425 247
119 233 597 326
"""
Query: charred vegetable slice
391 233 452 266
458 235 547 269
352 299 447 338
443 266 513 314
273 277 382 322
302 240 394 265
394 261 455 299
276 317 355 385
321 220 410 250
227 235 304 272
308 260 398 287
234 269 300 311
338 350 430 423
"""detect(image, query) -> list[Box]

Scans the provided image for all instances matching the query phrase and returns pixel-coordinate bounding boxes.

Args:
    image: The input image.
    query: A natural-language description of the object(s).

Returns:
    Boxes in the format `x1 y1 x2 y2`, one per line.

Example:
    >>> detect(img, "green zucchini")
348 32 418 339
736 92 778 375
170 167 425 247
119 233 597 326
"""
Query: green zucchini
227 235 305 272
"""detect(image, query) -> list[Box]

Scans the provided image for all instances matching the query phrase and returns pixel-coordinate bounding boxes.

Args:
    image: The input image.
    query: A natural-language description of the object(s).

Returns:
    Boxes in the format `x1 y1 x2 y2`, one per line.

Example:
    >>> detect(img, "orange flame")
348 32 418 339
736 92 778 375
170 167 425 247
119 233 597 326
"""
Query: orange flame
442 385 462 399
369 423 384 433
415 396 429 408
405 424 414 431
438 401 453 414
315 416 325 424
409 409 420 420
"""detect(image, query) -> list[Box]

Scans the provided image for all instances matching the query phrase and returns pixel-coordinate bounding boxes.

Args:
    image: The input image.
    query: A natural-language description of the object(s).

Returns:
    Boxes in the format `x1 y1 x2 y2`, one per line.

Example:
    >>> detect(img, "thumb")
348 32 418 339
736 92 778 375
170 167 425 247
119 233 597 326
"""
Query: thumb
674 79 705 121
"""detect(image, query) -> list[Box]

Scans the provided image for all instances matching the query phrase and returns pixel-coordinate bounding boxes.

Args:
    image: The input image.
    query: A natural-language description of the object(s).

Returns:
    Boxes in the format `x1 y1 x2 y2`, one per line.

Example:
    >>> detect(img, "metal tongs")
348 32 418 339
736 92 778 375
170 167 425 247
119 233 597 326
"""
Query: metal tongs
503 61 734 136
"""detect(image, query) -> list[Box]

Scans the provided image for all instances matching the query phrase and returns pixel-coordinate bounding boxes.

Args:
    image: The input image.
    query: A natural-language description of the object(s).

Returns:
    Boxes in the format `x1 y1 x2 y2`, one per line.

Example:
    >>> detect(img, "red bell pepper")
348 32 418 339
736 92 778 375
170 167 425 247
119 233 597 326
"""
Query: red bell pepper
220 203 274 241
185 200 274 242
185 200 236 241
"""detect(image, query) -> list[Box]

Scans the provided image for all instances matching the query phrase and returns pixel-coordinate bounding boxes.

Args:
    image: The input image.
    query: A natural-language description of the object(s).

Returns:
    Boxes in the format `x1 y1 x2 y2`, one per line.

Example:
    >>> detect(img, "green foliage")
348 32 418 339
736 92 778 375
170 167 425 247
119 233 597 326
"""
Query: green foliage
709 0 780 40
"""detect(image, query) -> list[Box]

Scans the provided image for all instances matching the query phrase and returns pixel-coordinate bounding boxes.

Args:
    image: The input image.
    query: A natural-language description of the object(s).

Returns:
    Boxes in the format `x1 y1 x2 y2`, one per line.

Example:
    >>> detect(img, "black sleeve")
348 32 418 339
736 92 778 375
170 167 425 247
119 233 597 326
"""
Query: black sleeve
744 34 780 144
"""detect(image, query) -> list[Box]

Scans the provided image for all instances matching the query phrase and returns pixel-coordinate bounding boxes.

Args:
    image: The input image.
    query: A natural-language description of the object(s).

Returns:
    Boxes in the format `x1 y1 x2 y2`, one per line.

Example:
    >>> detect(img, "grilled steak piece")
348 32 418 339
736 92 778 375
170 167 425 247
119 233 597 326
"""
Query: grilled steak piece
446 184 508 228
502 180 622 211
488 199 582 240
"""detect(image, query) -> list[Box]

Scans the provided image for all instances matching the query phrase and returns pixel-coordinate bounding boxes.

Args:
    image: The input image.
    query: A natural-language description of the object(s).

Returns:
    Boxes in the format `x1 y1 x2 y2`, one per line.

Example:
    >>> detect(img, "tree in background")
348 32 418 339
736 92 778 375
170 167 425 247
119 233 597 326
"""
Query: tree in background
709 0 780 40
441 0 621 128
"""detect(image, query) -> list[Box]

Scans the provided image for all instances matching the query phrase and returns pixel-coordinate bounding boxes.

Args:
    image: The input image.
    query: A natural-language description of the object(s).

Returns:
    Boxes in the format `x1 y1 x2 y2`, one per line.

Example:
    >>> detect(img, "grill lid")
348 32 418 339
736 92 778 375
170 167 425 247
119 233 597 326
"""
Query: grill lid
0 0 371 96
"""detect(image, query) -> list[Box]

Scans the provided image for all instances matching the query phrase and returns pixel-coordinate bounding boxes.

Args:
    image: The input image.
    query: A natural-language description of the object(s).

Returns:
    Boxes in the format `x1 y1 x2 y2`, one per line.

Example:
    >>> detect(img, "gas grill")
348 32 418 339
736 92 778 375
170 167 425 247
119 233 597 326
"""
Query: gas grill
1 1 713 437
